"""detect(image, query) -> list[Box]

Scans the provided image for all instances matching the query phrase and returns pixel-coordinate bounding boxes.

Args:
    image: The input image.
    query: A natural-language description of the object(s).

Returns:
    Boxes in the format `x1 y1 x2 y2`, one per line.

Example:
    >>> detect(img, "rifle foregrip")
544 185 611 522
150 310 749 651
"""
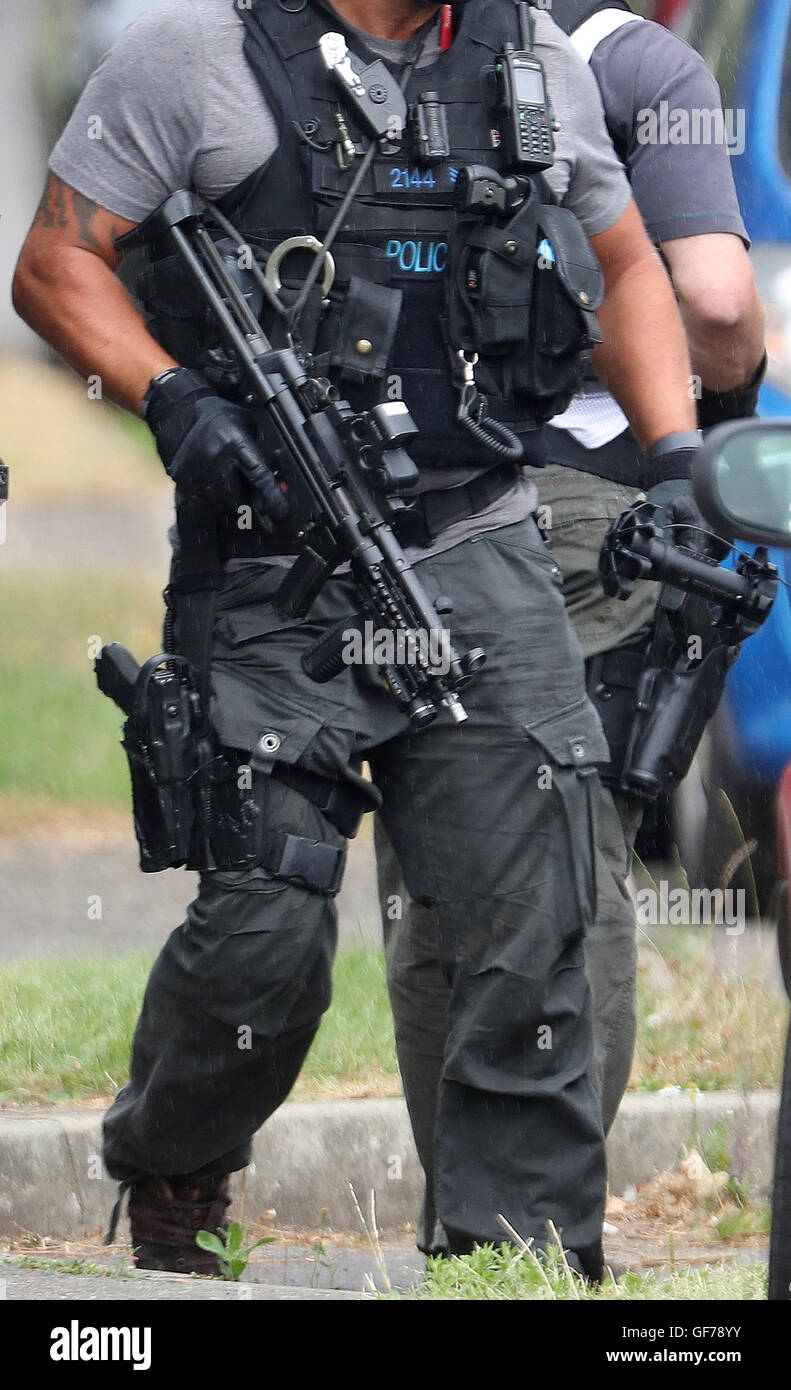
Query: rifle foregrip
301 616 361 684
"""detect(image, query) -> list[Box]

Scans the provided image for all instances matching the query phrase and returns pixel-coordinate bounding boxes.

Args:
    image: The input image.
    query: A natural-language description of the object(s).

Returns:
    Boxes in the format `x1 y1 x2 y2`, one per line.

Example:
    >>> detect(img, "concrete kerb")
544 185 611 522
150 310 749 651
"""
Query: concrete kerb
0 1091 779 1241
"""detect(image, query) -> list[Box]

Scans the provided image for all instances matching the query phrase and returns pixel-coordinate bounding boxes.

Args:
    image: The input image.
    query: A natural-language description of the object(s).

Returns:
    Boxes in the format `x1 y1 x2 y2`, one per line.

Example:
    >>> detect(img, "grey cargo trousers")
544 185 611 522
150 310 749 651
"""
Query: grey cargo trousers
375 465 656 1251
104 512 610 1272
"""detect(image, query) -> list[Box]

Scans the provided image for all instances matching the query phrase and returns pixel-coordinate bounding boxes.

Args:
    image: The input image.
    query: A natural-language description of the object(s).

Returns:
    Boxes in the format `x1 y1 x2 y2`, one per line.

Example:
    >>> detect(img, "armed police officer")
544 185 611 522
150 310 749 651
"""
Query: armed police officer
543 0 764 1116
375 0 767 1257
15 0 708 1279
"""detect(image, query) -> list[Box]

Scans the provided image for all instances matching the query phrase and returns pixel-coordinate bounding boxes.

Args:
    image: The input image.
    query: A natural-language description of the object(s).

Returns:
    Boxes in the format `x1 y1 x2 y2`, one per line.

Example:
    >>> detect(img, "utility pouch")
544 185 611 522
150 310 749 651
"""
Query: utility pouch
524 203 604 410
132 246 241 370
131 238 277 385
447 189 604 419
329 276 403 384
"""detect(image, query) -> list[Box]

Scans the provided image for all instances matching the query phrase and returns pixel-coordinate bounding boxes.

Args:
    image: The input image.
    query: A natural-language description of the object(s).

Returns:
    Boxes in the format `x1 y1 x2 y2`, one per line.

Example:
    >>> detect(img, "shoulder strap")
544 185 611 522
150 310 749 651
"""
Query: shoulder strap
569 8 642 62
233 0 301 128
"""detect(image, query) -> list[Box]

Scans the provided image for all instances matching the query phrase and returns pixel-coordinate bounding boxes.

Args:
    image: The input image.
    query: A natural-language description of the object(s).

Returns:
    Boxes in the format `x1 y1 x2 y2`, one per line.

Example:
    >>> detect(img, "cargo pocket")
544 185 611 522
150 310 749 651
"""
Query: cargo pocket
524 697 609 933
485 515 564 584
440 699 610 1095
210 602 332 769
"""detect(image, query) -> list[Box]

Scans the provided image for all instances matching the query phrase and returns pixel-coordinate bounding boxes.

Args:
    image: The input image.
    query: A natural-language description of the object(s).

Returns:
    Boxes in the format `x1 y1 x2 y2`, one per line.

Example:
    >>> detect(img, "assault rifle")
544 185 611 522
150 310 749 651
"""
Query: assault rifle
115 191 485 729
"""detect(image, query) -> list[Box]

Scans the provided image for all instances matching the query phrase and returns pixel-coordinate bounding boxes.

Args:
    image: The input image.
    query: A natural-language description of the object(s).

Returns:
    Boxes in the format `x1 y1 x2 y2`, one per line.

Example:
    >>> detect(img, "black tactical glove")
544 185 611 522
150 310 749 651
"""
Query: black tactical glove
143 367 289 524
641 431 727 562
697 351 767 430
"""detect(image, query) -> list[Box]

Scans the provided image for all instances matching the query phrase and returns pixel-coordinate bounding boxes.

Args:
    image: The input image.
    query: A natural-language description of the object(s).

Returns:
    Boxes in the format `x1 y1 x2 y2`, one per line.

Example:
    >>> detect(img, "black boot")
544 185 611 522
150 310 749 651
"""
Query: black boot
123 1174 232 1275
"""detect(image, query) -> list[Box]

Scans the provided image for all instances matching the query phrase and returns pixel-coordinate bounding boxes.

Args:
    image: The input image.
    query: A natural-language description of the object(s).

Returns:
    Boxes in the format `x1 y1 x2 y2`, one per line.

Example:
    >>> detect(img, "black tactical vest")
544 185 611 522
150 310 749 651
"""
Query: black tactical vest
137 0 604 470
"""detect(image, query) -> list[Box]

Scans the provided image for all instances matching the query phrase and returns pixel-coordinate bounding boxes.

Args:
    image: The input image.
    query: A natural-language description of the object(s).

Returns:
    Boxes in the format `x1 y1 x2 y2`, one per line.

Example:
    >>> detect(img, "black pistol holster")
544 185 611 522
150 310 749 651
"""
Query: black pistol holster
593 496 778 802
96 639 357 893
121 653 204 871
95 643 262 874
586 588 738 801
96 494 364 892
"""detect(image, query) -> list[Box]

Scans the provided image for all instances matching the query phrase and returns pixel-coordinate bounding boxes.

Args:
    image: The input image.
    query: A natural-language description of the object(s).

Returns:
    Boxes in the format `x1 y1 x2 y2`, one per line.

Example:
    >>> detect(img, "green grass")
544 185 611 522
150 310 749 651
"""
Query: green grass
0 954 154 1104
712 1204 771 1240
297 947 400 1098
0 572 164 809
7 1255 136 1279
632 923 786 1094
0 948 399 1106
0 928 785 1104
387 1243 767 1301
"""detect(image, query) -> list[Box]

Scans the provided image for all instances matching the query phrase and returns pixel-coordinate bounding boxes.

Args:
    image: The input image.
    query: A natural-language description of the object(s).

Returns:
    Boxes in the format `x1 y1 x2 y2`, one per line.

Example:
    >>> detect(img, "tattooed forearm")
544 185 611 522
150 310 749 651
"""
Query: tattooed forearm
35 174 68 230
73 190 108 252
30 175 125 264
15 178 173 415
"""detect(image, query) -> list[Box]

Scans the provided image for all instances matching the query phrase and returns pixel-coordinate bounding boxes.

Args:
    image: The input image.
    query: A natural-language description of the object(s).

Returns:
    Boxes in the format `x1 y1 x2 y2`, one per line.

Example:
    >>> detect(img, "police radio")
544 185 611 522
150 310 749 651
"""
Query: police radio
490 42 554 174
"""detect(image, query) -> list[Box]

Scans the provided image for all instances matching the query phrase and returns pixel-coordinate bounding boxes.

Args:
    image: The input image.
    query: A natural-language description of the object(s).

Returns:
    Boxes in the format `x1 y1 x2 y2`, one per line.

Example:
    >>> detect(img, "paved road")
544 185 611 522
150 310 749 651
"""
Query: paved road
2 1266 368 1300
4 498 174 574
2 1237 422 1299
0 827 381 962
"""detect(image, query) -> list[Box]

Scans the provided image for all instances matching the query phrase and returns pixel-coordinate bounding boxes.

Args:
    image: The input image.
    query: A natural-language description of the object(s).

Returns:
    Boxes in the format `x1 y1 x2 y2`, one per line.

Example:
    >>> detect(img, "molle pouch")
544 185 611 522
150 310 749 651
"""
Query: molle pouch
513 203 604 414
129 239 270 385
328 277 403 385
130 253 216 368
446 187 544 357
447 196 604 420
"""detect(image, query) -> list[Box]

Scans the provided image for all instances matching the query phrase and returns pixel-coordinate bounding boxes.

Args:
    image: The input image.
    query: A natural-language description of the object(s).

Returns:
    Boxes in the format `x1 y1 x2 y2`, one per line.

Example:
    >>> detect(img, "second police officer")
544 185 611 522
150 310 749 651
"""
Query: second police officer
376 0 766 1256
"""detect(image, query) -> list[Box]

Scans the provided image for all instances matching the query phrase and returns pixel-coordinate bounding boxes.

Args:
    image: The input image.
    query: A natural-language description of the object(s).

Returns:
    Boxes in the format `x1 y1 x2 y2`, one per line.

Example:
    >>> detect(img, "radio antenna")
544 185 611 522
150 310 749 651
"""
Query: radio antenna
517 1 533 48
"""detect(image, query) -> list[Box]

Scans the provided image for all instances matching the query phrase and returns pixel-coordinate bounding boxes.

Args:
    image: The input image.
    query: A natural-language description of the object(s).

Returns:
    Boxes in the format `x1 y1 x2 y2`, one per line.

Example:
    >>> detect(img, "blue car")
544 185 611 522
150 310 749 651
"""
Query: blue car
671 0 791 897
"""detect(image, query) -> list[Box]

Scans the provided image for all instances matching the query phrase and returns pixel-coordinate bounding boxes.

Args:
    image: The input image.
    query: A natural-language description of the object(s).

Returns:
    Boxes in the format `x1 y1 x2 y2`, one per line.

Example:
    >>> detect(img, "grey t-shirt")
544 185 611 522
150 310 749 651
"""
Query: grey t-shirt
590 18 748 247
50 0 633 556
51 0 631 232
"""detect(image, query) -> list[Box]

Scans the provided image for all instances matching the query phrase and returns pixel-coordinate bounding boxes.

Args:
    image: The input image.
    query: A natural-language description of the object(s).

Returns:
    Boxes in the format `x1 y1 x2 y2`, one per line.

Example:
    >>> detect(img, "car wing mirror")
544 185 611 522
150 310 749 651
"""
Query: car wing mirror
694 419 791 548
